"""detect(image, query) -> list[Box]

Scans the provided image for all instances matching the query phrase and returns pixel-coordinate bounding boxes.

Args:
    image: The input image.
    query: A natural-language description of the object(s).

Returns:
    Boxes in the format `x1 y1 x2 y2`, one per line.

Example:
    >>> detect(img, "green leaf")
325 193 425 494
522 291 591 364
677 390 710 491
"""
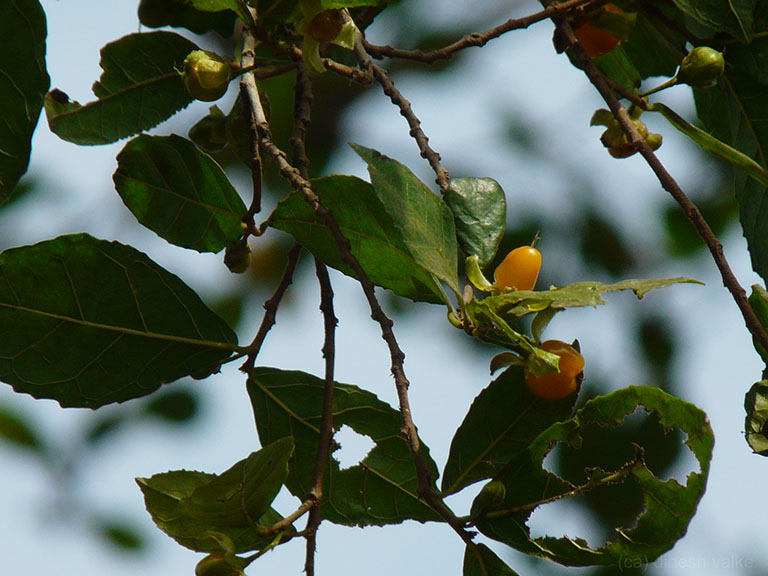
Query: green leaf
0 404 44 454
694 40 768 282
593 47 642 90
0 234 239 408
445 178 506 268
267 175 447 304
749 284 768 362
45 31 198 145
650 102 768 188
670 0 755 42
442 367 576 495
95 518 145 551
138 0 237 37
0 0 49 202
137 438 295 553
621 10 686 80
182 0 255 26
143 387 199 423
113 134 247 253
744 381 768 455
463 543 520 576
350 143 460 296
246 367 442 526
254 0 300 25
321 0 388 7
479 277 702 320
476 386 713 567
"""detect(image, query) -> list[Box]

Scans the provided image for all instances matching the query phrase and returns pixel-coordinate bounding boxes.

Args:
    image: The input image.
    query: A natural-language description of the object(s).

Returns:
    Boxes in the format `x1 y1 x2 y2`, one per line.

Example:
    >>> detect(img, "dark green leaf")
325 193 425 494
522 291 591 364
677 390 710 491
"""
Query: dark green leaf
268 175 447 303
113 134 247 253
748 284 768 363
0 404 44 454
350 143 460 295
745 380 768 455
137 438 295 553
442 367 576 495
0 0 49 202
189 105 228 152
138 0 237 37
694 42 768 281
182 0 255 26
0 234 239 408
247 367 442 526
45 32 197 145
254 0 300 25
445 177 506 268
621 10 685 80
463 543 520 576
95 518 145 551
143 388 199 423
670 0 755 42
477 386 713 566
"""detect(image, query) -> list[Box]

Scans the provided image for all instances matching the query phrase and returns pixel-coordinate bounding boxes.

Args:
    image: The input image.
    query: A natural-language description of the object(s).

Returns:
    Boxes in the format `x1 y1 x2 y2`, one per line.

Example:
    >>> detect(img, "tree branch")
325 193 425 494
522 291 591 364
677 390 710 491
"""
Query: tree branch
362 0 598 64
353 33 451 193
239 28 473 542
240 243 302 373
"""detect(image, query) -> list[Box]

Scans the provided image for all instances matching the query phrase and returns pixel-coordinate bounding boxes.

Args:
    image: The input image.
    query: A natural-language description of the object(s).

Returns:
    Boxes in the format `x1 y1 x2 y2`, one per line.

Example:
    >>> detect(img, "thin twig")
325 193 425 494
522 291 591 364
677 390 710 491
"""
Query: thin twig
305 260 338 576
353 33 451 193
259 498 316 536
240 243 302 373
239 32 265 235
362 0 598 64
542 1 768 357
240 33 473 543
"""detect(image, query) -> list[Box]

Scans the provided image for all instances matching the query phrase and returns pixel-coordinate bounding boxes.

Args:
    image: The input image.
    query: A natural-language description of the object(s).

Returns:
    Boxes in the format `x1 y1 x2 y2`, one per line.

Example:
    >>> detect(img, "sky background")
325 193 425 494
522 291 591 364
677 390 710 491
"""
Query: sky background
1 1 766 574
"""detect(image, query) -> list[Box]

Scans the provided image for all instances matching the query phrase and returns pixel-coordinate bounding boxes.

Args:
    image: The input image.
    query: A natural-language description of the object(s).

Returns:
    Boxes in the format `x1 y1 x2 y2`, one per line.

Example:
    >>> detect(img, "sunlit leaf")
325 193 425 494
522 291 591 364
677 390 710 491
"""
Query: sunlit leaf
45 32 197 145
442 367 576 495
0 234 239 408
0 0 49 202
247 367 442 526
350 143 460 296
445 177 506 268
137 438 295 553
267 174 447 303
113 134 247 253
476 386 713 567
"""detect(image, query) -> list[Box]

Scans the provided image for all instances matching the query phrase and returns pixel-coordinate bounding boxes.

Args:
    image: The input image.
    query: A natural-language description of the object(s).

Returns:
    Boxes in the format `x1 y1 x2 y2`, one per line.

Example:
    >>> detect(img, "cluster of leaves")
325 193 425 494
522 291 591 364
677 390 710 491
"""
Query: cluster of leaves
5 0 768 575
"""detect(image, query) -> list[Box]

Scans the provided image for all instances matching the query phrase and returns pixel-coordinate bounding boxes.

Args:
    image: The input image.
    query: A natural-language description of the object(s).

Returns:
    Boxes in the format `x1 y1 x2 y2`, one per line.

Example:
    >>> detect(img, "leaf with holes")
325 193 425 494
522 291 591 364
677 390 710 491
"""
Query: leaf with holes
442 367 577 496
45 31 197 145
246 367 441 526
114 134 246 253
350 143 460 296
476 386 713 567
0 0 49 203
267 175 447 303
137 438 294 552
0 234 239 408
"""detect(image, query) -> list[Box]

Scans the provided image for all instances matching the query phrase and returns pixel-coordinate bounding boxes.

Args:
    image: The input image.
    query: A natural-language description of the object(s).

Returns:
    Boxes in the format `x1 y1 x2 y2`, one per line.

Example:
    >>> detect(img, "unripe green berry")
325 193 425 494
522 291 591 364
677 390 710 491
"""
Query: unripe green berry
195 552 246 576
224 238 251 274
183 50 233 102
677 46 725 88
471 479 506 515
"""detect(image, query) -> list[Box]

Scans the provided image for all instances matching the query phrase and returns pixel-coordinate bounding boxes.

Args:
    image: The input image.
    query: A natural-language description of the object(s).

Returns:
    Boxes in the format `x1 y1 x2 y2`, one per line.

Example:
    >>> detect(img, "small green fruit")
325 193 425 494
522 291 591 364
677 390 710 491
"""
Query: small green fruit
183 50 233 102
195 552 246 576
224 238 251 274
471 479 506 515
677 47 724 88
